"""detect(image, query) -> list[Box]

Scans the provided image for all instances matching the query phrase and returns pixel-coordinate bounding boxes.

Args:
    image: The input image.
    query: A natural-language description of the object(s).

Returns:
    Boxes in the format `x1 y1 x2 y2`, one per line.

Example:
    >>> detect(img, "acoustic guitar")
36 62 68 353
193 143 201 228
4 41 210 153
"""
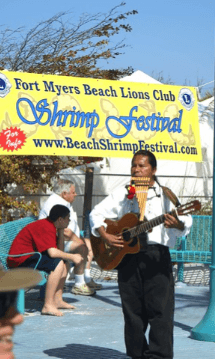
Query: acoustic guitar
90 200 201 270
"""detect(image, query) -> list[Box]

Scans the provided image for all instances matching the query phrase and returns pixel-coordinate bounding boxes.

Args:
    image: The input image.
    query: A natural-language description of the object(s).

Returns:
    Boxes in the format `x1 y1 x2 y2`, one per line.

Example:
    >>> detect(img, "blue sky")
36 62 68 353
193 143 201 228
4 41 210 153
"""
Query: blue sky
1 0 214 94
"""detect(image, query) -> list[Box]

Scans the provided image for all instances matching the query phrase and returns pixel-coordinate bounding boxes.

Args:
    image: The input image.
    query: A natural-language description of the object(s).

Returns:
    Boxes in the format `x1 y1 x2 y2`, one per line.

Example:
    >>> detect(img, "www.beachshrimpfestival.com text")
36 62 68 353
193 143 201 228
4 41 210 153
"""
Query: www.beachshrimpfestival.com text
32 137 198 156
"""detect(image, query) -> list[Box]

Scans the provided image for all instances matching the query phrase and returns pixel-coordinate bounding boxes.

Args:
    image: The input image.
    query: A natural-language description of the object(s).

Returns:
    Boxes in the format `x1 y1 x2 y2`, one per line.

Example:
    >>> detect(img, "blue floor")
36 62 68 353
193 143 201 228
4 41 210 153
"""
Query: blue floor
13 281 215 359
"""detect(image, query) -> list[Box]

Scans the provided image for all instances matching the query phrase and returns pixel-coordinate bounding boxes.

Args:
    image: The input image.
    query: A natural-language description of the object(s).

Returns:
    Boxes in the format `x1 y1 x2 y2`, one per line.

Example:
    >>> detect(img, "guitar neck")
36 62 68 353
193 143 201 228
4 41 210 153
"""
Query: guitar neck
130 212 170 238
123 199 200 239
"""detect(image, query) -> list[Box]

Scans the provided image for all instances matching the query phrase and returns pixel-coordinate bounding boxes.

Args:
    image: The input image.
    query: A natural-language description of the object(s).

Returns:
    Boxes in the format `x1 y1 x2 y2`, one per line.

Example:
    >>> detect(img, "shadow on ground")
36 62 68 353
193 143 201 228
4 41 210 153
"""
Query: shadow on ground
174 321 192 332
44 343 129 359
175 287 209 303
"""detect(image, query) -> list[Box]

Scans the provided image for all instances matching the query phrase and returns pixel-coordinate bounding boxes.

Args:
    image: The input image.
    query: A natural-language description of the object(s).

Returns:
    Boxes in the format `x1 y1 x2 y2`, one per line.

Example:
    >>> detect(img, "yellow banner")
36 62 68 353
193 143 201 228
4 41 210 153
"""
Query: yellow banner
0 70 202 161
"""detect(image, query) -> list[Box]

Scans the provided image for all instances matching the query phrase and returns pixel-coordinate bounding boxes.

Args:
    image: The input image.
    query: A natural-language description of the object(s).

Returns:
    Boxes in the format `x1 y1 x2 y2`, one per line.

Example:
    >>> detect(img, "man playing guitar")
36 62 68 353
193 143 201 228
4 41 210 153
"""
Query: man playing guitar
89 150 193 359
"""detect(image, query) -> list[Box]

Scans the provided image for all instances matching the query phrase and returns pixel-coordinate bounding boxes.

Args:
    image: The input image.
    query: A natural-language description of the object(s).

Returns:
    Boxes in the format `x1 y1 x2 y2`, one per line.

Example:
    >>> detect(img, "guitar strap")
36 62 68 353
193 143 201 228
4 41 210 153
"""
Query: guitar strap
161 186 181 207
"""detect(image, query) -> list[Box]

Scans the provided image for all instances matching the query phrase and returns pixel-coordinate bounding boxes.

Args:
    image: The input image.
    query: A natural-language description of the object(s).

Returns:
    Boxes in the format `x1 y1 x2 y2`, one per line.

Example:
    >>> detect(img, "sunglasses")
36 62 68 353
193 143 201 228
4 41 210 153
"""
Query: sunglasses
0 291 18 319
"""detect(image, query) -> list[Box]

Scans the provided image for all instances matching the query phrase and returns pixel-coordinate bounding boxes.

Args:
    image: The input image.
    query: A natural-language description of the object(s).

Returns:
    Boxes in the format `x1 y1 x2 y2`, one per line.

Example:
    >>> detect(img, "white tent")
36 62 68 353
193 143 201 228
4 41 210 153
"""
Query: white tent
58 71 214 227
120 70 161 84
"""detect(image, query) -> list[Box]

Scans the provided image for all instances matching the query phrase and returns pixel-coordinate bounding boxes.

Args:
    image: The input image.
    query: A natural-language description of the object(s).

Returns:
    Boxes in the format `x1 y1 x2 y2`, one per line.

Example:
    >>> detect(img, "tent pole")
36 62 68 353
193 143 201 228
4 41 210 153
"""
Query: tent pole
191 59 215 341
82 167 94 238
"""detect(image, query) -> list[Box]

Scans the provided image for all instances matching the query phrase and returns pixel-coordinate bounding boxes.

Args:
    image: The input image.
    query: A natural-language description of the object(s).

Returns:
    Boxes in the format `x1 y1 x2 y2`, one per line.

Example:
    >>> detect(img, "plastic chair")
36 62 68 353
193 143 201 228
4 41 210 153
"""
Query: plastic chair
0 217 47 313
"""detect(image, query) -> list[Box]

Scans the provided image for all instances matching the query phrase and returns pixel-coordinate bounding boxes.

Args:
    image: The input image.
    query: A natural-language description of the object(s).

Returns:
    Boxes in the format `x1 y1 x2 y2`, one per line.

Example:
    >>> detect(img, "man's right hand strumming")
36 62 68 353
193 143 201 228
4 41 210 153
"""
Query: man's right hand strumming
97 227 124 248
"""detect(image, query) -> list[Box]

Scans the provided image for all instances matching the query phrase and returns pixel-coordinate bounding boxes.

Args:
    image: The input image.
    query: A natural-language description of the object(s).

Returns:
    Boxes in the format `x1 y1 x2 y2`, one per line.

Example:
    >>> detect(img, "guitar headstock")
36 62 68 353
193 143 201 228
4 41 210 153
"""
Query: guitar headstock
177 200 201 216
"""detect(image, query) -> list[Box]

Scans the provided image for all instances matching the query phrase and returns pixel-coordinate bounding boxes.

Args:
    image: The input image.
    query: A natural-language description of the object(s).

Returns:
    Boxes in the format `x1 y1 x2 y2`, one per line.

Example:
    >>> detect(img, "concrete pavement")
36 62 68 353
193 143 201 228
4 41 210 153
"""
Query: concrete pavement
13 280 215 359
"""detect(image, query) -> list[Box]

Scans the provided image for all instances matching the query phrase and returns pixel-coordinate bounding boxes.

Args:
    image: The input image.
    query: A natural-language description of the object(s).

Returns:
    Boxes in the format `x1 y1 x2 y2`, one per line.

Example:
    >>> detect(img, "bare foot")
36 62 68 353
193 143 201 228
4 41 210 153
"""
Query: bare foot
41 305 63 317
56 300 76 310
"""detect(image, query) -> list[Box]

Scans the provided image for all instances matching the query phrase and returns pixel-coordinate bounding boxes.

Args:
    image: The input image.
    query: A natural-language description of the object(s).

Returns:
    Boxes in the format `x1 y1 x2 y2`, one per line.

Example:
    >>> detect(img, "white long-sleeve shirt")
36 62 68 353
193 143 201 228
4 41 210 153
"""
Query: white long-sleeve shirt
89 182 192 248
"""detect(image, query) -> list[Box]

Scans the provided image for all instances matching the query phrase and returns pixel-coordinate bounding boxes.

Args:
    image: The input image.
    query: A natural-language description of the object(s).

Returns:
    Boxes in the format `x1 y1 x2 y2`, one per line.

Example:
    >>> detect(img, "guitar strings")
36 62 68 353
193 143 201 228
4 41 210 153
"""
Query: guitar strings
117 200 198 239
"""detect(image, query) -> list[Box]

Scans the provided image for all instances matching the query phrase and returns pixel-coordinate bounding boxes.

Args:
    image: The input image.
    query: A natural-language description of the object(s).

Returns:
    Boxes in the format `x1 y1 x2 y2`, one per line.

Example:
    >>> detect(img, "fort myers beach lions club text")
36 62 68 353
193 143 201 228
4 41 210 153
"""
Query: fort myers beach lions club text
14 78 176 101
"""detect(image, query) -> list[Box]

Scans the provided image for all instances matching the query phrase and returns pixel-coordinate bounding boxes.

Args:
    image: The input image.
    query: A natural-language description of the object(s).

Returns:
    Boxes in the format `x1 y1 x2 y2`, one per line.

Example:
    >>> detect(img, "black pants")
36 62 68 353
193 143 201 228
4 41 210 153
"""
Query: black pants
118 244 174 359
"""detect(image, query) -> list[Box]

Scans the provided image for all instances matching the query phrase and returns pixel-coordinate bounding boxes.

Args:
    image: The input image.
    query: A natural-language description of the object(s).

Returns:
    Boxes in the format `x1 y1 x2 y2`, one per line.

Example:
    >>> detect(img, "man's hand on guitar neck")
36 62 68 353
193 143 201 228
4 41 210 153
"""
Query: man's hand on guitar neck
164 213 185 231
97 227 124 248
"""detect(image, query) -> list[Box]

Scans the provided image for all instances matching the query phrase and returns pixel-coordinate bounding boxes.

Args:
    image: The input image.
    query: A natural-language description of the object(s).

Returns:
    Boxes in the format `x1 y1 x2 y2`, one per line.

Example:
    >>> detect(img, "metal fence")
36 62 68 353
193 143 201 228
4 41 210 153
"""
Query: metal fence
2 169 213 227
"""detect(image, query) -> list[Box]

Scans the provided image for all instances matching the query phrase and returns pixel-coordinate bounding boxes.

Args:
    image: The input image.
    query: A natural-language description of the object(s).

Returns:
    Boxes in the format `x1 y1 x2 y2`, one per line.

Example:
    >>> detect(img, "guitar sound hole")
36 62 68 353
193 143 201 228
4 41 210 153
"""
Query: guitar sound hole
122 230 138 247
129 236 138 247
